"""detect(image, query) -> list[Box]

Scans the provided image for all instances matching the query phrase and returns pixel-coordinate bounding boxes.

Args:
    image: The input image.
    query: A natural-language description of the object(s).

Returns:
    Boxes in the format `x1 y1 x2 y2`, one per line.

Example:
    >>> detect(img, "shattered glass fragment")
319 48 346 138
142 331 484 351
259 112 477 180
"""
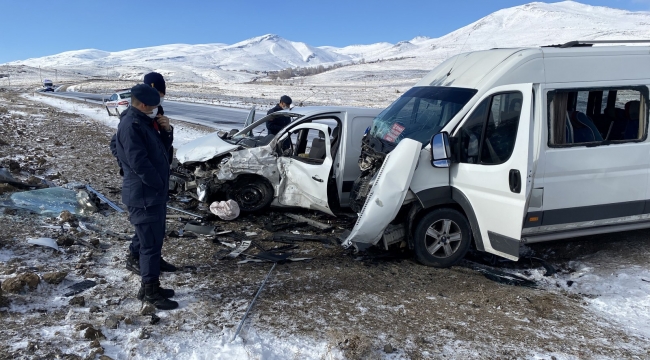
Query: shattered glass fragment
10 187 84 215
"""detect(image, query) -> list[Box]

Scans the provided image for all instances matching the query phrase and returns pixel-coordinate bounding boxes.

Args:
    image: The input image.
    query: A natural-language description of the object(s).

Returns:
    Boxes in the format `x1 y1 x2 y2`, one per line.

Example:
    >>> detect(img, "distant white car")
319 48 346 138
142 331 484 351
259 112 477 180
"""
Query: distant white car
104 89 131 116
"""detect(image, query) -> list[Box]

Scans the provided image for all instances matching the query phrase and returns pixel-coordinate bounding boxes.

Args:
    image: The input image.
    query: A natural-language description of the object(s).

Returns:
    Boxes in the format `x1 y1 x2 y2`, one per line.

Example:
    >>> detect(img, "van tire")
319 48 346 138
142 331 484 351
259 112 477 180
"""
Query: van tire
226 176 274 213
413 208 471 268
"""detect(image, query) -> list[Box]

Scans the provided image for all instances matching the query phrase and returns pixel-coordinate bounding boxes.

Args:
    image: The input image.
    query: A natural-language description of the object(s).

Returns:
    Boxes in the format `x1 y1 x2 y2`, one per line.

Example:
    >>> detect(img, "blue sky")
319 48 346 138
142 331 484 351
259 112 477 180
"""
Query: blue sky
0 0 647 63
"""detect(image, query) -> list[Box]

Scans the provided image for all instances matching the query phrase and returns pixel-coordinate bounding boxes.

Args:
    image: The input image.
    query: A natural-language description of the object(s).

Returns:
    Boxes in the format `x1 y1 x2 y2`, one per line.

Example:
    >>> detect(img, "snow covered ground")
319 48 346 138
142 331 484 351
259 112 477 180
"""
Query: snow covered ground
523 233 650 341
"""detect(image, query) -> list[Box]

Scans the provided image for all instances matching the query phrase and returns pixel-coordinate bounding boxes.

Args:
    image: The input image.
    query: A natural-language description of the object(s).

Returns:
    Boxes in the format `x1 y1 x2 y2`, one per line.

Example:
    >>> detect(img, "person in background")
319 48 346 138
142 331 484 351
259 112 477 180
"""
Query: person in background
266 95 292 135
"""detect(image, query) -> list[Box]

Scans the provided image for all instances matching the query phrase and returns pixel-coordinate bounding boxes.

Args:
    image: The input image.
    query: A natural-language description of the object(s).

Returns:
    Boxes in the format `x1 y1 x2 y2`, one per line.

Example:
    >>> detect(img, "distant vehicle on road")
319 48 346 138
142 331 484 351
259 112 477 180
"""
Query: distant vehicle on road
42 79 54 92
104 89 131 116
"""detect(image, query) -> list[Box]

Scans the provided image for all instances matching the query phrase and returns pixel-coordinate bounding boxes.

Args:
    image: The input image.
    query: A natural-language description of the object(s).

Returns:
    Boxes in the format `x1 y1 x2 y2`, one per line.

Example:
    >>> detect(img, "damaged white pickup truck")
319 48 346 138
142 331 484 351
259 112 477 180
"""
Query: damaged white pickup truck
171 106 381 214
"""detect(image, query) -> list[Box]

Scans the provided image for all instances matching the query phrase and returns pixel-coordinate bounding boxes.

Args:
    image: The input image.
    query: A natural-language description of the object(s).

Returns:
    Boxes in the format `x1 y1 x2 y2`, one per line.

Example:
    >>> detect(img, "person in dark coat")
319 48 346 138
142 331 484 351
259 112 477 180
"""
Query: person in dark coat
266 95 292 135
110 73 178 276
115 84 177 310
110 72 173 173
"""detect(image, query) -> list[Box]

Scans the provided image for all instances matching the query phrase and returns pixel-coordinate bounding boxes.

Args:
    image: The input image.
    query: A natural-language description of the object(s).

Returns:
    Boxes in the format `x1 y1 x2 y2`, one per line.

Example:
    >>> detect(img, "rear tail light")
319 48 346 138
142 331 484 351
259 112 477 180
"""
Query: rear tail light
118 101 129 105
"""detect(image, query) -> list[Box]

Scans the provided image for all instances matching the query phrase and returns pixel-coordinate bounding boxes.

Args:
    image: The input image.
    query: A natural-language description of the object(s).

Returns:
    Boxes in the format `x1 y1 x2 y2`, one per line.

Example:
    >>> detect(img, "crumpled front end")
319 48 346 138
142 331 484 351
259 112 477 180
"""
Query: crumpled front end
170 146 280 204
343 138 422 249
349 142 386 213
217 147 279 185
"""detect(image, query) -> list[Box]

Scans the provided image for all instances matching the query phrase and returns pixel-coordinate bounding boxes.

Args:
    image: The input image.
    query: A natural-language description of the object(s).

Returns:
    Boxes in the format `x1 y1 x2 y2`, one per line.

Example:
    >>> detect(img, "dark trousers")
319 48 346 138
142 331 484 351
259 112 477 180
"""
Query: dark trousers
128 204 166 284
129 206 167 258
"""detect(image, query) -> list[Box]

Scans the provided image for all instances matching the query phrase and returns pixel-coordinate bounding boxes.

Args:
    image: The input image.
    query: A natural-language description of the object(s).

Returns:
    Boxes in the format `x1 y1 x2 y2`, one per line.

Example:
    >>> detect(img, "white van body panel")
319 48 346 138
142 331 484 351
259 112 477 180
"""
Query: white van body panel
450 83 534 260
342 139 421 248
410 150 450 198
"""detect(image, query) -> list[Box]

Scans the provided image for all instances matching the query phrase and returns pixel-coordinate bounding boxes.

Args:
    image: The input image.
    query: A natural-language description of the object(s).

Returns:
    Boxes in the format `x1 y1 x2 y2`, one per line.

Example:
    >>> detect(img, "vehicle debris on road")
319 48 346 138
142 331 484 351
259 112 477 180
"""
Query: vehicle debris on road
26 237 62 252
209 199 240 220
63 280 97 297
284 213 332 231
183 222 218 236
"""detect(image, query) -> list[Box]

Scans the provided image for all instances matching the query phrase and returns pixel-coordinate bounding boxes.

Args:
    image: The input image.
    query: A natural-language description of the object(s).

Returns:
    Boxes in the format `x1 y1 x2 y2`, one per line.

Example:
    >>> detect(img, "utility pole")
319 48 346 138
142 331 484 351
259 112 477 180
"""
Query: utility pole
39 66 42 83
55 69 58 83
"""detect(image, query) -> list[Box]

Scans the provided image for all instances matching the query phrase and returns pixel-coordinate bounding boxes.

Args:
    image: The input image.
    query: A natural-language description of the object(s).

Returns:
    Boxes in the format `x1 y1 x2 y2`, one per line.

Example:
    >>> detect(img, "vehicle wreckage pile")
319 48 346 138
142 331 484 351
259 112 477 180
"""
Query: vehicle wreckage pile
0 89 648 359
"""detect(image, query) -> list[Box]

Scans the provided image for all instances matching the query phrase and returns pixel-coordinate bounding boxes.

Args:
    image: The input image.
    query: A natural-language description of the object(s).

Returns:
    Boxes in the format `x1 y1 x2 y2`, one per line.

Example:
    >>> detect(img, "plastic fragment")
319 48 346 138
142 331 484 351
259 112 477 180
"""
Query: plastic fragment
209 200 240 221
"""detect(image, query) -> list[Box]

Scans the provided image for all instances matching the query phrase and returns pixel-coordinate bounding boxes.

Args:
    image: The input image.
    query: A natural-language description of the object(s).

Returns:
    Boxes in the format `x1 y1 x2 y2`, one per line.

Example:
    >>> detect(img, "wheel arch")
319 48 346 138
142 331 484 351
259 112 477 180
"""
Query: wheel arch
226 173 276 194
408 186 486 252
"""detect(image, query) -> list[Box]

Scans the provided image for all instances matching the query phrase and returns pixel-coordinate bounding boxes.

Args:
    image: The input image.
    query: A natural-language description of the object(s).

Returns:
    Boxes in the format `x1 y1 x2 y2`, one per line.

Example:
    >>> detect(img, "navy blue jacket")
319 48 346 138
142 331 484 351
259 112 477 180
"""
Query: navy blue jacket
266 104 291 135
110 105 173 175
115 107 173 208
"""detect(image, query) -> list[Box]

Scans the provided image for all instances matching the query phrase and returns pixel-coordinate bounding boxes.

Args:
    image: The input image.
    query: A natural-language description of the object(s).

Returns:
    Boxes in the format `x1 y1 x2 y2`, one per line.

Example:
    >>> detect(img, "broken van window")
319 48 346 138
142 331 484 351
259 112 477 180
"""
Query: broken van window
368 86 477 148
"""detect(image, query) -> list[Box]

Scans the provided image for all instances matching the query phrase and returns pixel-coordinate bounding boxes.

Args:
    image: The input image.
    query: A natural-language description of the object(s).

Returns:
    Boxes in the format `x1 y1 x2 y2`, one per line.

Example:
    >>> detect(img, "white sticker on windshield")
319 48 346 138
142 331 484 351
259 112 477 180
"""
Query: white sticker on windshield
383 123 405 142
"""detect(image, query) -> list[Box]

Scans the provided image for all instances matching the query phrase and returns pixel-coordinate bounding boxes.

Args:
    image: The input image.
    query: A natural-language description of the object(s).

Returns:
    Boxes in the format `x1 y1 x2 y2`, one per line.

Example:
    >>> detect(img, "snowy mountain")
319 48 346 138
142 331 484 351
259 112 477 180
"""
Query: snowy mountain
330 1 650 63
5 1 650 83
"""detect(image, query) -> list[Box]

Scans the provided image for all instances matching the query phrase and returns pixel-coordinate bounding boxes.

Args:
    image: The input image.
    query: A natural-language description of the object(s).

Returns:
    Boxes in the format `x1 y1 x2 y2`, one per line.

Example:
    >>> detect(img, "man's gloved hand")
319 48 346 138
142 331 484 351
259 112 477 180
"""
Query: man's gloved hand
156 115 172 132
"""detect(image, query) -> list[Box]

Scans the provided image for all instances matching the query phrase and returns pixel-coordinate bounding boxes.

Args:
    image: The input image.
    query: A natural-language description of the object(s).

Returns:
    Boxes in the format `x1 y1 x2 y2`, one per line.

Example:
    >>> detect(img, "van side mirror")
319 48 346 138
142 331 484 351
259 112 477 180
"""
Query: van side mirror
430 132 451 168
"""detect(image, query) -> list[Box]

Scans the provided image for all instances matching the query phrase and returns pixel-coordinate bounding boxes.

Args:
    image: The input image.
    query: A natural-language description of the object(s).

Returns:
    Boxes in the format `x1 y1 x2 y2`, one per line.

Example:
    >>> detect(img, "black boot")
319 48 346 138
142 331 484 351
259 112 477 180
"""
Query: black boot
143 282 179 310
137 283 175 300
126 254 140 275
160 258 177 272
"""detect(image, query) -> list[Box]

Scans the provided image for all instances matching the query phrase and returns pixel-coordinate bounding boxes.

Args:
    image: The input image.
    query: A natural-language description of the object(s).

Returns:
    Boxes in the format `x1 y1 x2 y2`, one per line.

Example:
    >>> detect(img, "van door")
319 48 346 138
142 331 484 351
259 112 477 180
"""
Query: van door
450 84 534 260
276 123 335 216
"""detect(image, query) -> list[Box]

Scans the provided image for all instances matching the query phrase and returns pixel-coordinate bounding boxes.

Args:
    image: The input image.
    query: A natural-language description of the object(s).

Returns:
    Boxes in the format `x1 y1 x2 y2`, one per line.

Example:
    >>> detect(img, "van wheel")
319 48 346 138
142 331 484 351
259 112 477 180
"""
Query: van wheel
413 208 471 268
226 176 273 213
106 107 112 116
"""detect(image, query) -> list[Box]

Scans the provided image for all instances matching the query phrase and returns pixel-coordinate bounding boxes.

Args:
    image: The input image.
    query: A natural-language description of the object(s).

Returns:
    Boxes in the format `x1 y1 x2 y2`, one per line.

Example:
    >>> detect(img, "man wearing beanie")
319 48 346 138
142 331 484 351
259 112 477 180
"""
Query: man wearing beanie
266 95 293 135
114 84 178 310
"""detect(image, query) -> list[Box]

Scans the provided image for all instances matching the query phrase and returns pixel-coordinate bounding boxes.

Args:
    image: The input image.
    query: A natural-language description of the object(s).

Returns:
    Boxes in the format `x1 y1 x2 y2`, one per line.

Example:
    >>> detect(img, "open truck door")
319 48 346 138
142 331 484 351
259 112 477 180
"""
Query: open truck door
276 123 335 216
449 83 534 261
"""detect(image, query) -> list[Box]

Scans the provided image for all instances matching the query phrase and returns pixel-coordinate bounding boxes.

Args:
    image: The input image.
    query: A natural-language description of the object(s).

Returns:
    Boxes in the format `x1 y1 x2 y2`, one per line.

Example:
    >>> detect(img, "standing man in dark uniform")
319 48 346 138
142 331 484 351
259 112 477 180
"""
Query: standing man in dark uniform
115 84 177 310
110 73 178 276
266 95 292 135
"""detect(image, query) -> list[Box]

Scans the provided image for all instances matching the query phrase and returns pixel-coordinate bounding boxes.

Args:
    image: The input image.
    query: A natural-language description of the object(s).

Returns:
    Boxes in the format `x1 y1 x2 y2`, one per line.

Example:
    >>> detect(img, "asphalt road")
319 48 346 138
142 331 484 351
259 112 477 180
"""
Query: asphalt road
46 91 265 129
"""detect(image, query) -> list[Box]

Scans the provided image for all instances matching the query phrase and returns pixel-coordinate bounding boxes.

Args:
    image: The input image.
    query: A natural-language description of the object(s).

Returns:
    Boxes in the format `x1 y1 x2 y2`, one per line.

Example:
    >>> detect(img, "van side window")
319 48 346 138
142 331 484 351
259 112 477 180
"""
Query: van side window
457 92 523 165
548 87 648 146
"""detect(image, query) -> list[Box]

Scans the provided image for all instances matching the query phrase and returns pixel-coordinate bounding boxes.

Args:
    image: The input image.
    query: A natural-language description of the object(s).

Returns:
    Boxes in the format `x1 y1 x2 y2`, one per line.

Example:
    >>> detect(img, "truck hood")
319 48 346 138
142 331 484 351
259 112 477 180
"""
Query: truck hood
342 138 422 248
175 132 240 164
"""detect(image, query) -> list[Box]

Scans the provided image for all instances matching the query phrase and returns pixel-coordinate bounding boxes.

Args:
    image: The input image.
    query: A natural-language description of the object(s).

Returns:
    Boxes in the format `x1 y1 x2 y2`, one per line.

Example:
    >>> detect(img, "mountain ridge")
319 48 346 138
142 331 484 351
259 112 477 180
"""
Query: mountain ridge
6 1 650 83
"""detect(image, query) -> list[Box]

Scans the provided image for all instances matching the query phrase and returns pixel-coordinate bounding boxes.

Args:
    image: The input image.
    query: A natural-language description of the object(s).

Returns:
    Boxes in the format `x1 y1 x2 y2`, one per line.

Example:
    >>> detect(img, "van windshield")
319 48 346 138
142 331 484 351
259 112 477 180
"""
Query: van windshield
368 86 477 150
